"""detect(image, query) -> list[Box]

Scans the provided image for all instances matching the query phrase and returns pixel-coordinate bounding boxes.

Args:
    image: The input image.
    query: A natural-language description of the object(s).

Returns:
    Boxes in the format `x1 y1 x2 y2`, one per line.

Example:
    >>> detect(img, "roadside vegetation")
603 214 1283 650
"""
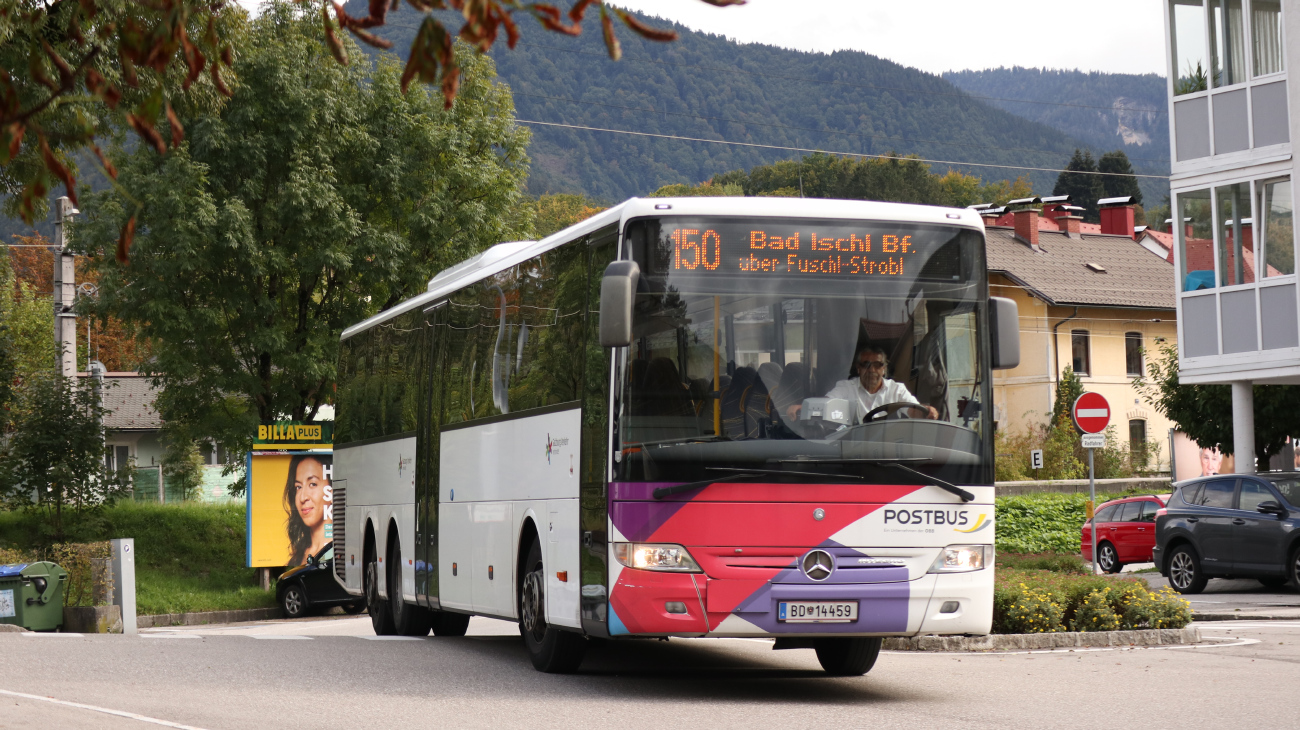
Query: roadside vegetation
0 502 273 615
994 557 1191 633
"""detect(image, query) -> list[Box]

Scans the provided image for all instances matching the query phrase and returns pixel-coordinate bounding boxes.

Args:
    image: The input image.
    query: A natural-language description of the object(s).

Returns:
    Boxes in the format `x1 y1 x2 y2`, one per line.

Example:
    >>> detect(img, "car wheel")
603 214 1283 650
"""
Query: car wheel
365 548 396 635
280 583 309 619
1097 543 1121 574
814 637 882 676
1259 576 1288 591
1168 544 1207 594
519 537 586 673
431 610 471 637
1289 548 1300 589
389 541 431 637
343 602 366 615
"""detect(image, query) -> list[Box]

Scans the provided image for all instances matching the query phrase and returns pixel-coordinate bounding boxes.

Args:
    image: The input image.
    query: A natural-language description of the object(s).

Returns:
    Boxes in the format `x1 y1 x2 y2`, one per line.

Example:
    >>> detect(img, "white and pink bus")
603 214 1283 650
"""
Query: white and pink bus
331 197 1017 674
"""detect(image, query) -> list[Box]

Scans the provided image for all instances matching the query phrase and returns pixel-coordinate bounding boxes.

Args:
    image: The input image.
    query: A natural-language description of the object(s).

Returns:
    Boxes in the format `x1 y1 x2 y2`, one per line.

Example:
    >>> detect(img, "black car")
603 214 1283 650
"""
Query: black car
1155 473 1300 594
277 543 365 618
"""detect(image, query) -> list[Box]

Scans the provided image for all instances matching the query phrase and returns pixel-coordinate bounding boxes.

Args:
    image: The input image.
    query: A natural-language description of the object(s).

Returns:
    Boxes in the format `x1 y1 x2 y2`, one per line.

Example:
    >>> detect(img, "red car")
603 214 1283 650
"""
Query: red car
1080 495 1170 573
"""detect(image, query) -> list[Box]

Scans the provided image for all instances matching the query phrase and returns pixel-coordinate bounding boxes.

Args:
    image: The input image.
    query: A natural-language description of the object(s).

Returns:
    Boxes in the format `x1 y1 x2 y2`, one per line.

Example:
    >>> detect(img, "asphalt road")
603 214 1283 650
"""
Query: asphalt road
4 615 1300 730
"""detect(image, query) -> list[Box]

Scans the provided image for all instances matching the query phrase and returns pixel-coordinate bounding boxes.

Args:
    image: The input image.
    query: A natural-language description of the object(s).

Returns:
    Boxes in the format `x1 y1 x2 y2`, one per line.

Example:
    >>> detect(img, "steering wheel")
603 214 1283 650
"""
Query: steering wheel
863 402 931 422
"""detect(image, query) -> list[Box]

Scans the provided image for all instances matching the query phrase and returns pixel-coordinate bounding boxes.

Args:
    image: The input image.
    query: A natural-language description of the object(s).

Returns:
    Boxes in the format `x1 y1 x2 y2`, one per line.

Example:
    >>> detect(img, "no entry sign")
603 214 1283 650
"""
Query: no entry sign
1072 392 1111 434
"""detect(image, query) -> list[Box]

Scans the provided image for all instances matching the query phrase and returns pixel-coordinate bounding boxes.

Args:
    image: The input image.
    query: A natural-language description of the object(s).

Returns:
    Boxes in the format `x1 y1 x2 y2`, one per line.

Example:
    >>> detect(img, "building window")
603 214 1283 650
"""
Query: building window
1252 0 1284 76
1258 178 1294 276
1071 330 1091 375
1210 0 1247 86
1129 419 1148 463
106 445 131 472
1172 0 1210 94
1217 182 1255 285
1126 332 1145 376
1178 188 1215 291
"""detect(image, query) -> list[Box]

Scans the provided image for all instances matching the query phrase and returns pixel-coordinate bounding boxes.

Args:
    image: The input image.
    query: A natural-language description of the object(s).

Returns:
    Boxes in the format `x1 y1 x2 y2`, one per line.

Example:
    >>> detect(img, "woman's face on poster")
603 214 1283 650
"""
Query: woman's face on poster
295 458 328 529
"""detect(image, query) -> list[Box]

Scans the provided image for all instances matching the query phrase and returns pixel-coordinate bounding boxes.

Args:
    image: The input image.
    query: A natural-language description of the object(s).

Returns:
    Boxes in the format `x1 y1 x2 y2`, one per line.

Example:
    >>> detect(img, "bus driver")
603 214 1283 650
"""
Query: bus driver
825 345 938 423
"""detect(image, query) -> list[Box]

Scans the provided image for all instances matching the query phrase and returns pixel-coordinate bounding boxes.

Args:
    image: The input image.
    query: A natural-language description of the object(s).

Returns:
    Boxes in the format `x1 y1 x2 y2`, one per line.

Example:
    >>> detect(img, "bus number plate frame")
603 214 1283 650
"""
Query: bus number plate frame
777 601 858 623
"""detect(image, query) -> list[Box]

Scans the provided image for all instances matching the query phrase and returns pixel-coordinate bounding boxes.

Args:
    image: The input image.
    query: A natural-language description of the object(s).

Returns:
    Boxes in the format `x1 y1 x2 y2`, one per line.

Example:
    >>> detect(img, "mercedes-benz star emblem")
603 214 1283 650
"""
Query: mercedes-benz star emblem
802 550 835 581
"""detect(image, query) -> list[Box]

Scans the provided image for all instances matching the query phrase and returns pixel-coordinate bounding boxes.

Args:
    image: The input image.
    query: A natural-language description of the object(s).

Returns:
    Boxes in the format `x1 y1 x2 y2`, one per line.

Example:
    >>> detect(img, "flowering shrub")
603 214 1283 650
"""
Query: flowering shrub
993 568 1192 634
1070 590 1120 632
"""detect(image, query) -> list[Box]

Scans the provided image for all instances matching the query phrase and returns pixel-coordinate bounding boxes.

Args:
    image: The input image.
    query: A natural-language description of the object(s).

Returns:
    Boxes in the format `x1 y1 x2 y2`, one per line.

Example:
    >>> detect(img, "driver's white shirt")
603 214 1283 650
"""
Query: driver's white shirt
825 377 919 424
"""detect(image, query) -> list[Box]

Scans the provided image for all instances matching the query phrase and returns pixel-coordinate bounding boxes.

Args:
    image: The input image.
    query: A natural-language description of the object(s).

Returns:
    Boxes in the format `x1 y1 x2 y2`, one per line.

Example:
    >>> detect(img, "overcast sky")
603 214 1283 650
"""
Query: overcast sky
611 0 1167 77
235 0 1167 76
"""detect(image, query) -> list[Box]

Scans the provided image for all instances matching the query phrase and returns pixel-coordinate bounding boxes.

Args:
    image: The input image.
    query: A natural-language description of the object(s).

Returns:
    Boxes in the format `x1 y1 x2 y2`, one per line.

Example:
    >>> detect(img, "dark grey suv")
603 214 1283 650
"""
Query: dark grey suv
1154 473 1300 594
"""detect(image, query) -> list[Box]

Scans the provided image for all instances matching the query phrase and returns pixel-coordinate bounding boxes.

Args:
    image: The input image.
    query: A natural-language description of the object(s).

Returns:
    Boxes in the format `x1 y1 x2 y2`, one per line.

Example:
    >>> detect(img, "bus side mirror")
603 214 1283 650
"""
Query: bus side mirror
990 296 1020 370
599 260 640 347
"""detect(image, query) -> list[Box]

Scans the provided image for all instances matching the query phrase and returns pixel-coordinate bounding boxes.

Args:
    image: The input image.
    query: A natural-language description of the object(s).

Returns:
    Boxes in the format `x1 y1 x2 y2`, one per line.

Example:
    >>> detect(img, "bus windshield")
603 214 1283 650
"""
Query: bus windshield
617 216 992 487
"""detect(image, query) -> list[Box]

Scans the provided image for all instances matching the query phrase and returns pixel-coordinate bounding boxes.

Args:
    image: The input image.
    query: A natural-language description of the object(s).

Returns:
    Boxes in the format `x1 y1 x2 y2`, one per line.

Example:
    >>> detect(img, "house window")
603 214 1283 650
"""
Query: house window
1126 332 1145 376
1252 0 1284 76
1210 0 1247 86
1129 419 1148 463
1178 188 1215 291
1172 0 1210 94
1071 330 1091 375
1258 178 1294 276
1216 182 1254 286
106 445 131 472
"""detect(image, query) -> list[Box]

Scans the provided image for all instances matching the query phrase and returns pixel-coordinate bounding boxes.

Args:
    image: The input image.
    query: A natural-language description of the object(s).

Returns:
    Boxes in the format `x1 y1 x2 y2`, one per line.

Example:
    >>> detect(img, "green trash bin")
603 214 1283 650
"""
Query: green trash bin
0 562 68 632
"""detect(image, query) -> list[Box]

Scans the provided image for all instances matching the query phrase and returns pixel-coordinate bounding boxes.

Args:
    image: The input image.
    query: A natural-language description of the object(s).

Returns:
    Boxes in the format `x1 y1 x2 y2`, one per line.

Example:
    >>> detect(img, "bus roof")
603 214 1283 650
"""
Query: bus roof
340 197 985 340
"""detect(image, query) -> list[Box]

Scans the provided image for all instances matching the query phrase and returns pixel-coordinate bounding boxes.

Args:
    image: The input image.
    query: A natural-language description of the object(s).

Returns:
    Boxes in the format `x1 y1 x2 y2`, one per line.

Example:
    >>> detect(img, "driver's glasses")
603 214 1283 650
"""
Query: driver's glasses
859 361 886 370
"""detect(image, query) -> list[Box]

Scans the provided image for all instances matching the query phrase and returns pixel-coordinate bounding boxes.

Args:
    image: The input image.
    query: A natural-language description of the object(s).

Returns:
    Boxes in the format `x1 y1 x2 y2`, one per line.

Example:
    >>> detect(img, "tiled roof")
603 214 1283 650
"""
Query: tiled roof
986 226 1176 309
78 373 162 431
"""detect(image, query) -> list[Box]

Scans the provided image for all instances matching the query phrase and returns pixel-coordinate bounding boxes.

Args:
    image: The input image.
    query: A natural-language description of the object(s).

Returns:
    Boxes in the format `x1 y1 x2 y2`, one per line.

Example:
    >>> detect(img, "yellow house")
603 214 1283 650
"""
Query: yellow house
985 203 1179 470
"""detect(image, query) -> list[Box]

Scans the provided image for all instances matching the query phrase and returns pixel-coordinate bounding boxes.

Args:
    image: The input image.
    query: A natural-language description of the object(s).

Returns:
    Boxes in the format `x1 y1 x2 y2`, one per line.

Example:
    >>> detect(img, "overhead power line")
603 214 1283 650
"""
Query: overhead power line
514 91 1172 165
515 120 1172 180
514 42 1169 115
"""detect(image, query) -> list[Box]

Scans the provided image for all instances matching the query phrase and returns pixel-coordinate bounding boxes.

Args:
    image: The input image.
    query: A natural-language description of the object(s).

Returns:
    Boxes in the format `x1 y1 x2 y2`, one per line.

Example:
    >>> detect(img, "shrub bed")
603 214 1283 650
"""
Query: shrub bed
993 567 1191 634
995 492 1136 554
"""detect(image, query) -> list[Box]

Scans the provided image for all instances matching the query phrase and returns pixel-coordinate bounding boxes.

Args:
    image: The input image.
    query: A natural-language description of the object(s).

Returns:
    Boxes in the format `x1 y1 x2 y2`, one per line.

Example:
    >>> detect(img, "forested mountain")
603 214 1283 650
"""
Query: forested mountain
944 67 1169 203
355 3 1095 202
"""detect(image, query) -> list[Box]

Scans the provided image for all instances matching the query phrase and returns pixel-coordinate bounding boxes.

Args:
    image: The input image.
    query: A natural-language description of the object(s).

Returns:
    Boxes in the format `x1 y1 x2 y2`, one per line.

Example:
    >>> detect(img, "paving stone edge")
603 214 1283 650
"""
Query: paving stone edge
1193 612 1300 621
137 607 284 629
882 626 1200 652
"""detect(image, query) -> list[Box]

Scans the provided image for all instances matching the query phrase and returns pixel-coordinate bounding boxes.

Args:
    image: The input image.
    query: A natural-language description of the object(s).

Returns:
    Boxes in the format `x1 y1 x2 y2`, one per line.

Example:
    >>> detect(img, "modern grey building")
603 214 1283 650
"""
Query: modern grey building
1165 0 1296 469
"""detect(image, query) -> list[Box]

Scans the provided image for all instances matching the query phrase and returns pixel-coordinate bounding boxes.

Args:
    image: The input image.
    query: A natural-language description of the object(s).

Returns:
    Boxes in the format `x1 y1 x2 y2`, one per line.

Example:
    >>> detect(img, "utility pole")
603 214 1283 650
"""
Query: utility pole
52 196 79 378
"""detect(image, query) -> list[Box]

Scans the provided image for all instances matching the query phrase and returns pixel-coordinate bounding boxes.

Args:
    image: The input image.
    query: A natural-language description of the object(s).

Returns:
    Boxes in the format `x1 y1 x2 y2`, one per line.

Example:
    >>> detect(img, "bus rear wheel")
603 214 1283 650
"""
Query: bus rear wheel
814 637 882 676
519 538 586 673
389 539 432 636
431 610 471 637
365 545 396 636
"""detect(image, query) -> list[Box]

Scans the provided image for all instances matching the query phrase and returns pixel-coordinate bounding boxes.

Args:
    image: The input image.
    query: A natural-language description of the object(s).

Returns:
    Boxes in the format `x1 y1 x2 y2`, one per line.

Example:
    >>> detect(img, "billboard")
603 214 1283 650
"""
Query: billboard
247 451 334 568
1169 431 1234 483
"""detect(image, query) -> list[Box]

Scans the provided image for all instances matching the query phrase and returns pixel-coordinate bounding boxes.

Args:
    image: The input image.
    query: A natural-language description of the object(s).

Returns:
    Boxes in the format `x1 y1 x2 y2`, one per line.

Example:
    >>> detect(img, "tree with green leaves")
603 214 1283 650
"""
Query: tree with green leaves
1137 343 1300 470
2 0 731 248
1052 367 1085 426
0 373 129 541
1097 150 1143 206
73 5 531 468
1053 149 1106 222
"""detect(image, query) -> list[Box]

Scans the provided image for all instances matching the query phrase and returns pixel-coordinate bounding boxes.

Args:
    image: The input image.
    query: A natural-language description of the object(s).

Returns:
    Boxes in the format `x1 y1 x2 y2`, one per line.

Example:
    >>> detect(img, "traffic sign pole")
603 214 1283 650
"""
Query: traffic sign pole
1072 393 1112 576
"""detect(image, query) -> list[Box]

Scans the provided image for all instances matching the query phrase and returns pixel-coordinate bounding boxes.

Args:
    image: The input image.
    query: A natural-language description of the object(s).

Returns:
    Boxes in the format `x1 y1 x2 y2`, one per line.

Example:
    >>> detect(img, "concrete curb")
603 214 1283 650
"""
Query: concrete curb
883 626 1200 652
1194 612 1300 621
137 607 283 629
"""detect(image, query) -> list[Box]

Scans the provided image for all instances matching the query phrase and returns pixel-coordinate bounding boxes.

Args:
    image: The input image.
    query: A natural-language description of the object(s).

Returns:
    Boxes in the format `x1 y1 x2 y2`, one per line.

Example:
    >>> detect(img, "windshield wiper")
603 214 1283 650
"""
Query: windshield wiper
780 458 975 502
650 467 865 500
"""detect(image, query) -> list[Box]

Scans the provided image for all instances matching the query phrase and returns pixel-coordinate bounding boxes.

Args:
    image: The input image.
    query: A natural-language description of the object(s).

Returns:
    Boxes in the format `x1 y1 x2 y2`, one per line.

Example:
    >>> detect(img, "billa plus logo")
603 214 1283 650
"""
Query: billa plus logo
546 434 570 464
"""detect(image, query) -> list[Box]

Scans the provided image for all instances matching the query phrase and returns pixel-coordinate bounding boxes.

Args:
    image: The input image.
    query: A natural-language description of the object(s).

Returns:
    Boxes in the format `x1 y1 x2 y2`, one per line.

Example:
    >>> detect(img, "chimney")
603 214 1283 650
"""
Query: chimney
1039 195 1072 226
1098 196 1137 239
1060 215 1083 239
1007 196 1042 249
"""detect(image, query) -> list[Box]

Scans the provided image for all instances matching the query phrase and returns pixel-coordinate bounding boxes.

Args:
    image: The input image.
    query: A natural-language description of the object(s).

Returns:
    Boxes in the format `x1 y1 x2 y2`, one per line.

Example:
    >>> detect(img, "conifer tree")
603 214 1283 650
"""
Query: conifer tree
1053 150 1106 222
1097 150 1144 206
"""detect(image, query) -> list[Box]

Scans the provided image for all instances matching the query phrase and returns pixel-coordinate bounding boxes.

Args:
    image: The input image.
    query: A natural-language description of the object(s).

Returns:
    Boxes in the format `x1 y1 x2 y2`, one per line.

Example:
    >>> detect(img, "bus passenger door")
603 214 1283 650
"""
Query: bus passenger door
416 303 446 608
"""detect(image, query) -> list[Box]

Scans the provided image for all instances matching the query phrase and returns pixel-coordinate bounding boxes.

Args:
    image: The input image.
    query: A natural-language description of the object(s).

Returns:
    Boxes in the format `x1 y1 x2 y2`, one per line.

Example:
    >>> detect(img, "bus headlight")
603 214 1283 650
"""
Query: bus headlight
928 545 990 573
614 543 702 572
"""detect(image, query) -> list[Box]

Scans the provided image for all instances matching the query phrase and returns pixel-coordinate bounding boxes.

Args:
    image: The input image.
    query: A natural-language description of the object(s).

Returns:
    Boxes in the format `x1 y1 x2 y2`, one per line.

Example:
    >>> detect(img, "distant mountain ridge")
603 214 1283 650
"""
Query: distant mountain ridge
356 3 1103 201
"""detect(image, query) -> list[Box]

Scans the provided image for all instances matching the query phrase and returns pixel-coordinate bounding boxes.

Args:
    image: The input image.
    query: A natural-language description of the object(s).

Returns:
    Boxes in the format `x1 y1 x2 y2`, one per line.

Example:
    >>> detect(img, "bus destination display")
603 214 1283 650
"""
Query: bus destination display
666 222 926 279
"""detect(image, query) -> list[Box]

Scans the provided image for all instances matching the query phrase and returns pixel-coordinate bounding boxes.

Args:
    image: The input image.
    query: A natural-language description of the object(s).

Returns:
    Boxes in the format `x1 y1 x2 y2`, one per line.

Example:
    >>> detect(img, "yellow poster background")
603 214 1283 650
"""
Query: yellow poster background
248 452 333 568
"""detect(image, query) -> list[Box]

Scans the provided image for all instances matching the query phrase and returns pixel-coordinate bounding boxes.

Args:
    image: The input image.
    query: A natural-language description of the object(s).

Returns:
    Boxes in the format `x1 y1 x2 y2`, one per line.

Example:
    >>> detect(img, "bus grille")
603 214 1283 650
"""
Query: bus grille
333 485 346 583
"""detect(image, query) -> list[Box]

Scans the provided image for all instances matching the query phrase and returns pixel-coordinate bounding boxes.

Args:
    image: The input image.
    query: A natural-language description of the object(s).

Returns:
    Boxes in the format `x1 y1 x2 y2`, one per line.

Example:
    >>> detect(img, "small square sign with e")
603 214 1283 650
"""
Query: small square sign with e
1081 434 1106 449
1030 449 1044 469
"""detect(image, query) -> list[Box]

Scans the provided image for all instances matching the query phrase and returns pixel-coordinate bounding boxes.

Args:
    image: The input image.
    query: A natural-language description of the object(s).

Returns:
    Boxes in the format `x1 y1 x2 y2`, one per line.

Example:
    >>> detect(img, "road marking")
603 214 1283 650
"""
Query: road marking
885 636 1259 656
0 688 210 730
141 633 202 639
357 636 425 641
20 632 83 638
248 635 313 640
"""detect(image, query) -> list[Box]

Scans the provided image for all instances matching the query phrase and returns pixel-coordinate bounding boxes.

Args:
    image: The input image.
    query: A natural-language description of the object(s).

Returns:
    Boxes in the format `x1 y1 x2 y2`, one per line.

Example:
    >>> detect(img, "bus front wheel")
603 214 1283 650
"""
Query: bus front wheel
814 637 882 676
519 538 586 673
